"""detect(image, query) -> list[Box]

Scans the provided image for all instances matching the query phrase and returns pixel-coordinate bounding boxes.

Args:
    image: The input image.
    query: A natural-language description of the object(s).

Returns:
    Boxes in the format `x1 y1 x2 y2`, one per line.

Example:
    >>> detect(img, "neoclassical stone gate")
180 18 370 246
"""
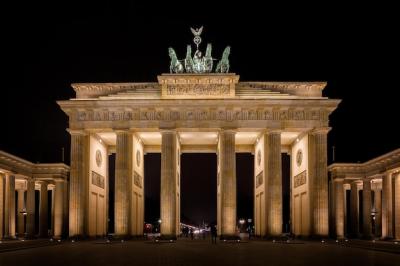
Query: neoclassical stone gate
58 73 340 239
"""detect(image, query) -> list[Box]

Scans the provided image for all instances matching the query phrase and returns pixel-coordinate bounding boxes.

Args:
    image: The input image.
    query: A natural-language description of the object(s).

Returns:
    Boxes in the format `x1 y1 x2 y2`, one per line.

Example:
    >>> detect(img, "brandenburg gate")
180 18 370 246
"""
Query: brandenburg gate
1 27 400 241
57 27 340 239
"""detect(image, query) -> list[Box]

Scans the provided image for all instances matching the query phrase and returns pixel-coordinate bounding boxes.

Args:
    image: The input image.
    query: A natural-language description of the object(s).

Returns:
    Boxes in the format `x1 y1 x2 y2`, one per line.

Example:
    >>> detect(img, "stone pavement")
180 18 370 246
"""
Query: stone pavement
0 238 399 266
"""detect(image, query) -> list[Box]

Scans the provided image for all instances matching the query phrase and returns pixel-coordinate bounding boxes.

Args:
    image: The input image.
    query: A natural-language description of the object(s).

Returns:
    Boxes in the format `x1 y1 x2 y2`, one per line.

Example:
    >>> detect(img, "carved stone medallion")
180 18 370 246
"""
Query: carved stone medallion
296 149 303 167
257 149 261 166
136 150 141 167
95 150 102 167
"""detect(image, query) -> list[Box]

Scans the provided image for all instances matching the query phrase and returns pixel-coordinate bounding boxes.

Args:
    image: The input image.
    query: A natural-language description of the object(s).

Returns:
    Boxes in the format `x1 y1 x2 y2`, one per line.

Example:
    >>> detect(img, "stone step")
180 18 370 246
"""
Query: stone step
236 89 273 92
237 92 282 95
118 90 160 94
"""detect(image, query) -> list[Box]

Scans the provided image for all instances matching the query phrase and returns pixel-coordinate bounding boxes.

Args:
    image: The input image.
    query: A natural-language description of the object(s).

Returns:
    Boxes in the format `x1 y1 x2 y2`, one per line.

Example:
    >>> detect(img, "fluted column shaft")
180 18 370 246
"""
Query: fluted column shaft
17 189 25 236
309 128 329 236
394 174 400 240
54 180 65 238
63 181 69 237
0 174 4 239
26 178 35 238
4 174 16 238
39 182 48 237
160 130 178 237
69 132 88 237
382 173 393 238
334 179 345 238
115 131 132 236
219 130 236 237
264 131 282 236
362 179 372 238
350 182 359 237
374 188 382 237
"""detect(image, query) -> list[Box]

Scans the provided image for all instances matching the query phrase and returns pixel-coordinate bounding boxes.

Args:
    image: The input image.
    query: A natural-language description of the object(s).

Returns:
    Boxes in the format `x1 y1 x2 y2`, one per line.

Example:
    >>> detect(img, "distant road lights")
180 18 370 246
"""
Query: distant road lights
239 219 245 225
158 219 162 224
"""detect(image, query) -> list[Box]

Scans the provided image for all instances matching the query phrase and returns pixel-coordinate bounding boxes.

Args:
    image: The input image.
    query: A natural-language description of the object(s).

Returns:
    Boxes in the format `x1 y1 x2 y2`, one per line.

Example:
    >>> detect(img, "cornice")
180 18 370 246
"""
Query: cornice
0 150 69 179
328 148 400 177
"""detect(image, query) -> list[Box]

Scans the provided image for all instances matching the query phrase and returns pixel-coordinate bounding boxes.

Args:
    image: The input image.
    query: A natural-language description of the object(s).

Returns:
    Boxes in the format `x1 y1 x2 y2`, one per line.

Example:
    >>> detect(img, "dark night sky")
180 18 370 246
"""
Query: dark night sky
2 3 399 226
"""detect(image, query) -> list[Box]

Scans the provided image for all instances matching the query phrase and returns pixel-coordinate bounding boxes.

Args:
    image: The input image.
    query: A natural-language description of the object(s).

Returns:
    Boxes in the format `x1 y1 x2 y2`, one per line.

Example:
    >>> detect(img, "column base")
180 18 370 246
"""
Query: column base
2 236 17 240
361 234 373 240
219 235 241 241
111 234 132 240
261 234 289 241
157 234 177 241
23 234 37 240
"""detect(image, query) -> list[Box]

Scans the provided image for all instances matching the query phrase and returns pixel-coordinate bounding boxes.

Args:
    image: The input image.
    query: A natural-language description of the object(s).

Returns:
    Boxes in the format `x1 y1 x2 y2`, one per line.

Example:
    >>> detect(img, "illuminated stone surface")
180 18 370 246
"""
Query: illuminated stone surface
334 178 345 238
329 148 400 240
218 130 236 237
114 131 132 237
160 130 180 238
362 179 372 239
0 151 69 239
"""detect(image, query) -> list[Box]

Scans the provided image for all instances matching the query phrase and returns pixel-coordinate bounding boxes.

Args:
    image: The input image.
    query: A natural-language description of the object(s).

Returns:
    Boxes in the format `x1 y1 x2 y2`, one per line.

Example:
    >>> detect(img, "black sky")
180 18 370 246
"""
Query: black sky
2 3 399 225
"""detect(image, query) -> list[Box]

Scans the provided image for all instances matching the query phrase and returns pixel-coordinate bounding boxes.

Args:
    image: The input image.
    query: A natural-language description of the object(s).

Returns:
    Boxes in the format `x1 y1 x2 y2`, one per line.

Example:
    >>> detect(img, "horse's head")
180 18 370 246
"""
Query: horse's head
186 45 192 58
205 43 212 57
168 47 177 60
223 46 231 59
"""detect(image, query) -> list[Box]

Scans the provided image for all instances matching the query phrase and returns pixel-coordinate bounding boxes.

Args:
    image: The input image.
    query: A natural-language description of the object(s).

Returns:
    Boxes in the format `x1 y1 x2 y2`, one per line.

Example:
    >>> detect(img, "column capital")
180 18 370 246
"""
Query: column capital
67 129 88 136
160 129 177 134
351 180 363 185
114 129 132 134
362 177 373 182
219 127 237 132
262 129 282 135
333 177 345 183
309 127 331 135
37 180 48 188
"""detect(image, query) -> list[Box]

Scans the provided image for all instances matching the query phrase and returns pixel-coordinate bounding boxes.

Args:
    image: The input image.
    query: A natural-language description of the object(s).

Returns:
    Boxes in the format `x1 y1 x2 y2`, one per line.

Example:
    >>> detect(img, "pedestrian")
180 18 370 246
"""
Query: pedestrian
211 224 217 244
247 226 252 240
190 228 194 240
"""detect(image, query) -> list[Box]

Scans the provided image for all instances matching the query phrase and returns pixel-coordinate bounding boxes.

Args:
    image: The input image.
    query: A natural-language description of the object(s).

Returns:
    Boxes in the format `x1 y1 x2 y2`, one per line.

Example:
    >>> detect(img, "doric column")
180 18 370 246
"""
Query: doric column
53 180 65 238
308 128 329 236
4 174 16 238
394 173 400 240
374 188 382 237
362 179 372 239
160 130 178 238
0 174 4 239
264 130 282 236
69 130 88 237
39 182 48 237
63 180 69 237
334 178 345 238
219 129 236 238
115 130 132 237
26 178 36 238
17 189 25 237
382 172 393 239
350 181 359 237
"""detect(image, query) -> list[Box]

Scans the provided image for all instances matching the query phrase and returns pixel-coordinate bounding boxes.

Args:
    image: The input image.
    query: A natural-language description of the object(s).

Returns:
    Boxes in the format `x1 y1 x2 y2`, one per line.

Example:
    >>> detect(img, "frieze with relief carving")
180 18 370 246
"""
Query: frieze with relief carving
134 171 142 188
256 171 263 188
294 170 307 188
76 108 325 122
166 84 230 96
92 171 105 189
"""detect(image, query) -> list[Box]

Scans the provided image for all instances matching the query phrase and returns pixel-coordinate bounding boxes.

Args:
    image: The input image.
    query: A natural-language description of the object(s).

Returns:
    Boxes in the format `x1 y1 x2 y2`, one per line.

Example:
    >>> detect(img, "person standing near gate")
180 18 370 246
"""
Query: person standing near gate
211 224 217 244
189 228 194 240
